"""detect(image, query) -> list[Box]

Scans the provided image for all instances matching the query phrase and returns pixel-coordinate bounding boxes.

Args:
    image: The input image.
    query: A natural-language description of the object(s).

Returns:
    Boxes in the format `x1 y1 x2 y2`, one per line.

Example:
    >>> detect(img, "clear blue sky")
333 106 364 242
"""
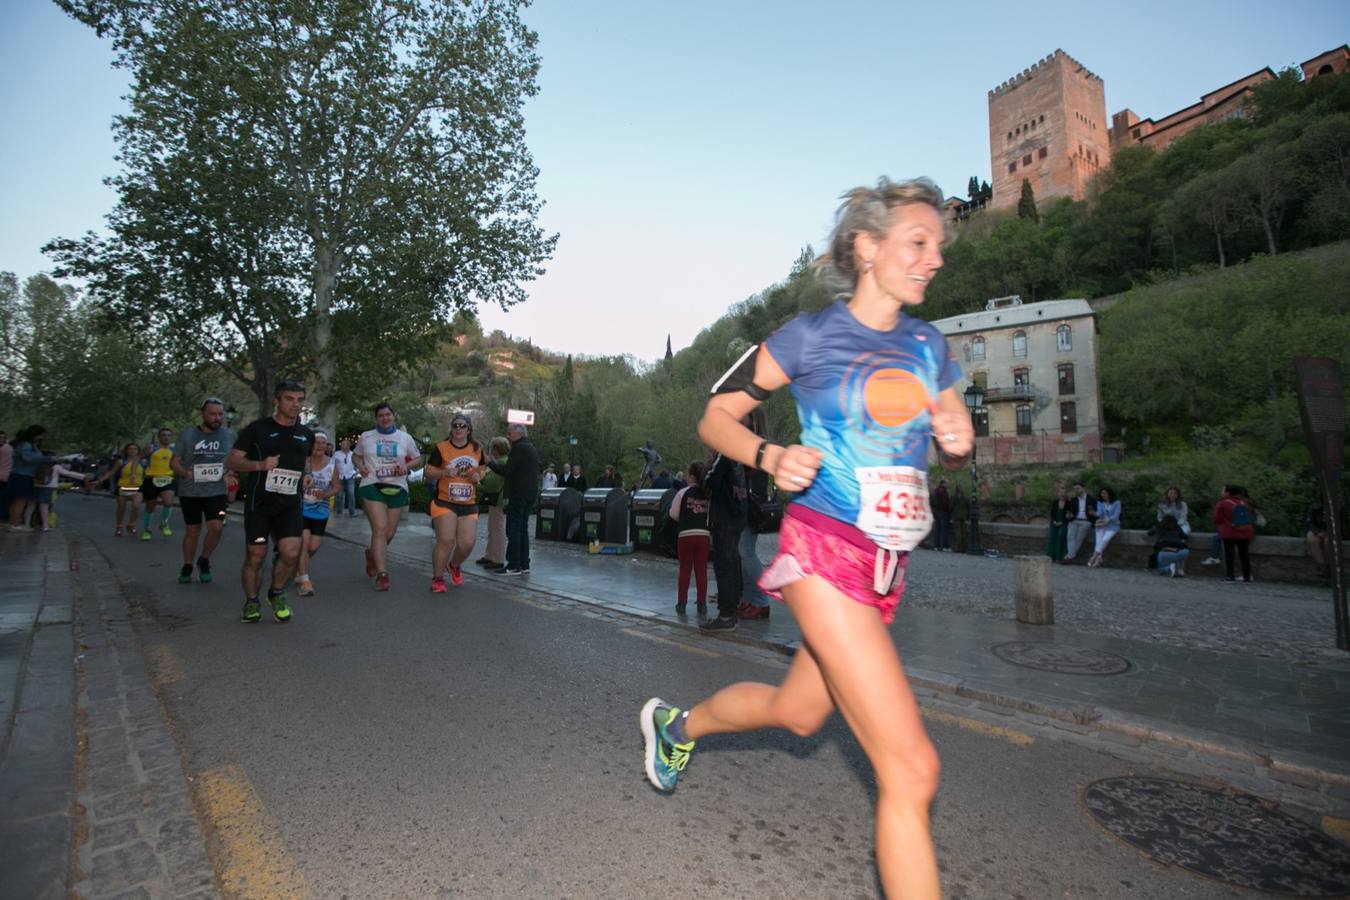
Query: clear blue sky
2 1 1346 360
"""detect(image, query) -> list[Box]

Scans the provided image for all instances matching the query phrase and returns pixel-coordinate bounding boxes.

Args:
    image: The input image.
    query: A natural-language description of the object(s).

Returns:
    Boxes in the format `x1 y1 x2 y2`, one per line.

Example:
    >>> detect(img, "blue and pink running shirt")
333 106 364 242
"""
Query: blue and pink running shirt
762 300 962 526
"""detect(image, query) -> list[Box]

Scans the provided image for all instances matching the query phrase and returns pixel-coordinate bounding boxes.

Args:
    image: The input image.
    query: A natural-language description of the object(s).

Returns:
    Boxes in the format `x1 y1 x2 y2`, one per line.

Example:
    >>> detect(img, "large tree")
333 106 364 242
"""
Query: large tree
47 0 556 429
0 273 201 450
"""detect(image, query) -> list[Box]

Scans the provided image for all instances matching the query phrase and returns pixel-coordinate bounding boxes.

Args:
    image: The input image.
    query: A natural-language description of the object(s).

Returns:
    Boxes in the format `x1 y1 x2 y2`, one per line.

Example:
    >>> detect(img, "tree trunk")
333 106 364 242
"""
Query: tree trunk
1261 216 1278 256
251 342 274 420
312 244 342 437
1215 230 1226 268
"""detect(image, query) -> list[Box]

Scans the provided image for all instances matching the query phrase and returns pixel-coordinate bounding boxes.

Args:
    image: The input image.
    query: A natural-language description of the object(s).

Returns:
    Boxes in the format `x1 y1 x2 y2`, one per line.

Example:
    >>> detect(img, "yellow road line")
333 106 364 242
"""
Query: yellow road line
194 766 310 899
921 707 1035 747
144 643 187 686
1324 815 1350 845
621 628 722 658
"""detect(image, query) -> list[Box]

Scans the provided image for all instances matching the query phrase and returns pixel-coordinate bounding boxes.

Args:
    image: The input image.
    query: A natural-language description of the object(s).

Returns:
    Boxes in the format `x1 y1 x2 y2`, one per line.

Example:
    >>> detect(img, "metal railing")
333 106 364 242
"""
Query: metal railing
980 384 1037 402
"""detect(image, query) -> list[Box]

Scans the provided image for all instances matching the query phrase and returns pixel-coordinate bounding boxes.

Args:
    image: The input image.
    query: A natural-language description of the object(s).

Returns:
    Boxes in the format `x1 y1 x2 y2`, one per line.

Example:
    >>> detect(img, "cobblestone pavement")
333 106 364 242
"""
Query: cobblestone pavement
67 534 217 899
898 555 1346 669
579 529 1346 668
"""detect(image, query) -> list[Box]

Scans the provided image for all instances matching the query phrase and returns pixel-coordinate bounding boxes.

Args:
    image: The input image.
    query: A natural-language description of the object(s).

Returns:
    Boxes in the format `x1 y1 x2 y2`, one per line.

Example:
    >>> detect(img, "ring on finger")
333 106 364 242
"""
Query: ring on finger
791 475 806 486
942 432 957 442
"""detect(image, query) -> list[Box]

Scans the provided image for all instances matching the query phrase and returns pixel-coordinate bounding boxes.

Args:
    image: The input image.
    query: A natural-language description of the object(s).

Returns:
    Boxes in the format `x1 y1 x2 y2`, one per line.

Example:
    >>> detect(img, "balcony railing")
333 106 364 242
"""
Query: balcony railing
980 384 1036 403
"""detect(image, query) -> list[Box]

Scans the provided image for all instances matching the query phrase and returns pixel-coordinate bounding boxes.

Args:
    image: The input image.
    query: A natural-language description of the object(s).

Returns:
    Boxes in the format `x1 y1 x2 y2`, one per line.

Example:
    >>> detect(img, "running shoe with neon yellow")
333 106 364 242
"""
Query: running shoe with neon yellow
240 598 261 623
640 697 695 792
267 591 292 623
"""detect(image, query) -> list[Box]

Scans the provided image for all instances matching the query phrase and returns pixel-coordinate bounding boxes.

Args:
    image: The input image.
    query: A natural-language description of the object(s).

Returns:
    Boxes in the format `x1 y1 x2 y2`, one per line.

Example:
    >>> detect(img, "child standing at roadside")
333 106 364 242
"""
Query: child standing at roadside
35 459 92 531
668 460 711 617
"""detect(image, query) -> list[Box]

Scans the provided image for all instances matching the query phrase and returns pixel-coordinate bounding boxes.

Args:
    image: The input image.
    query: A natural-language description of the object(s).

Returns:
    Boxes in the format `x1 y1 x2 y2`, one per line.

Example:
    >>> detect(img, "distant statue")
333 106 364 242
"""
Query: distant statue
635 440 662 488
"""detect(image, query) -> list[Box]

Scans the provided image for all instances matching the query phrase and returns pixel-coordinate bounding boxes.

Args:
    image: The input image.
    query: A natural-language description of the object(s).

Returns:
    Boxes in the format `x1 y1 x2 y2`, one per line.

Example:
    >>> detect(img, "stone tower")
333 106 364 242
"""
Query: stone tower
988 50 1110 211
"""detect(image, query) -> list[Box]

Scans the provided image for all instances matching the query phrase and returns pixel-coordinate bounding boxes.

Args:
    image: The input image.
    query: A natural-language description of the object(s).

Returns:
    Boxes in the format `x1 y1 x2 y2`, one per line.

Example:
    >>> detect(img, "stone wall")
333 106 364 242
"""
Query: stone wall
972 521 1340 586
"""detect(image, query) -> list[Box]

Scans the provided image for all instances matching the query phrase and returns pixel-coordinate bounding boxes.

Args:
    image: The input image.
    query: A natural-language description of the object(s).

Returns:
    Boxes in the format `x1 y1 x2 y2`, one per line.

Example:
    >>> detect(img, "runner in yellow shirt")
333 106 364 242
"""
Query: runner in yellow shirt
95 443 146 537
141 428 177 540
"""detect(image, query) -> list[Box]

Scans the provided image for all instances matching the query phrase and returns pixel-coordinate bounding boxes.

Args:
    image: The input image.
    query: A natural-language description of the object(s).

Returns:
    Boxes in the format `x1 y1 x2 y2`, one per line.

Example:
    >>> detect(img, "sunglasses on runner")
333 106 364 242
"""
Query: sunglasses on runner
451 422 470 429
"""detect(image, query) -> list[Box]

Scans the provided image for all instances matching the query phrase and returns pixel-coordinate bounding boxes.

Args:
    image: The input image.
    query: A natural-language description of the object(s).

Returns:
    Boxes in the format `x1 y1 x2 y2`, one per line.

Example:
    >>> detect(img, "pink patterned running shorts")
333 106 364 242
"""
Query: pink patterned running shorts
759 505 910 624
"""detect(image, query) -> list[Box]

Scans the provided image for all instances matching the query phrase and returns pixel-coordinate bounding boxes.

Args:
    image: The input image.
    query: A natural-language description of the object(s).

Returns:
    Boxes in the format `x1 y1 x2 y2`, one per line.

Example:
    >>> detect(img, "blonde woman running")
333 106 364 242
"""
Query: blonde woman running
641 177 973 899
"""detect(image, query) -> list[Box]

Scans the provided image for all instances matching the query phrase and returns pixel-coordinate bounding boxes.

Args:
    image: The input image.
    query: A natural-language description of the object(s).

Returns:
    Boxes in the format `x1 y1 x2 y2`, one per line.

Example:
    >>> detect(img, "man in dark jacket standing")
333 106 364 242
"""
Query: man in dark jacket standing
701 451 747 631
488 423 540 575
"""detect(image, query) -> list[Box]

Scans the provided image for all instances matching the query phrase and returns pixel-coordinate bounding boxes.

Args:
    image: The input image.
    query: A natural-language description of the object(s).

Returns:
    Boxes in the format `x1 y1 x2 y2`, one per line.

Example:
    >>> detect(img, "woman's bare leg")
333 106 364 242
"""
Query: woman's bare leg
787 577 941 899
684 639 834 740
686 575 940 900
431 514 455 575
451 515 478 568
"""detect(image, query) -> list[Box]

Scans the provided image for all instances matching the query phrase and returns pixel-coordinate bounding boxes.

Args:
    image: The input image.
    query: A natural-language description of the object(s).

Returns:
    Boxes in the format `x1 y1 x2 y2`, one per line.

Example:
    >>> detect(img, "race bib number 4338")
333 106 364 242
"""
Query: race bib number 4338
854 466 932 552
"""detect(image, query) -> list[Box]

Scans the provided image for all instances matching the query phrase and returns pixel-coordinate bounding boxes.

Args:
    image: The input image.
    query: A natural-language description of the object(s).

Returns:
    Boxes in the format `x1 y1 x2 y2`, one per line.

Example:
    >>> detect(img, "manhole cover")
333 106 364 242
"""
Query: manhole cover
1083 777 1350 895
991 641 1133 675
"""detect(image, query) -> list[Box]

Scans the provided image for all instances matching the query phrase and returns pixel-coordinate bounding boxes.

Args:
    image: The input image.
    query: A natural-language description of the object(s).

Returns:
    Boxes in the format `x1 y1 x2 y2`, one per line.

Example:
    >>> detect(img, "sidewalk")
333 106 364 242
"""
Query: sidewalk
321 511 1350 817
0 528 77 899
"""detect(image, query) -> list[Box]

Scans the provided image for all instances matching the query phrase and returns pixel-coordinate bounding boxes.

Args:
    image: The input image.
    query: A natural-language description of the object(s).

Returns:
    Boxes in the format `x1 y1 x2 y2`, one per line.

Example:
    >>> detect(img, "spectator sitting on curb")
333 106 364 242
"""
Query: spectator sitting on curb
1157 486 1191 536
1150 514 1189 577
1063 481 1096 564
1087 486 1120 568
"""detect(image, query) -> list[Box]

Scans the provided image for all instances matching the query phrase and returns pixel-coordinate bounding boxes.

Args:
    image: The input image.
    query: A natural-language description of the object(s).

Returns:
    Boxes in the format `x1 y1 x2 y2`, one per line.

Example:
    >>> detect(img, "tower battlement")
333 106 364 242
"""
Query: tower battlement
988 49 1104 97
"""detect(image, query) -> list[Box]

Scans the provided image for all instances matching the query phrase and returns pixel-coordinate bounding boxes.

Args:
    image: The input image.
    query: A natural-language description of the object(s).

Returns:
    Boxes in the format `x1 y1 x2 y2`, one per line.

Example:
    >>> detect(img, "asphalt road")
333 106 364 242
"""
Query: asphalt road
59 498 1250 899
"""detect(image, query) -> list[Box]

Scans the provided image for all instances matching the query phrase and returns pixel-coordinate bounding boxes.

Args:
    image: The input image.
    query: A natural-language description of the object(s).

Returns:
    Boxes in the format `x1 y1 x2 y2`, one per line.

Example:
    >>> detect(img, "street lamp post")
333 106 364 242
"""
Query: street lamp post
225 406 236 428
422 431 432 448
568 435 577 465
963 383 984 555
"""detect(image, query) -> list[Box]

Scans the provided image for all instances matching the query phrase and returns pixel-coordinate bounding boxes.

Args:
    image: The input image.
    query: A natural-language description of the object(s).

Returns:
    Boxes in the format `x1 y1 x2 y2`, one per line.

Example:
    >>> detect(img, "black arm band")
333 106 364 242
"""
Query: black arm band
743 382 772 401
754 440 775 471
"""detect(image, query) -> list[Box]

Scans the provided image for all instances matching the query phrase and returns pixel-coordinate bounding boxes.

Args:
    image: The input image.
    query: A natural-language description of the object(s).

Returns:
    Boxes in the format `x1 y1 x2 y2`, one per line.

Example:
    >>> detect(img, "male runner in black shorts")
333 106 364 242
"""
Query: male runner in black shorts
171 398 236 584
226 380 314 623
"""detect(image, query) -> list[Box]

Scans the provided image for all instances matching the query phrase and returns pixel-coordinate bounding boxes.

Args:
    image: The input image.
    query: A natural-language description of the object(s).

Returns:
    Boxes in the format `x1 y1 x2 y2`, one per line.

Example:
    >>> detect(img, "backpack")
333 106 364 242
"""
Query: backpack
1228 500 1255 535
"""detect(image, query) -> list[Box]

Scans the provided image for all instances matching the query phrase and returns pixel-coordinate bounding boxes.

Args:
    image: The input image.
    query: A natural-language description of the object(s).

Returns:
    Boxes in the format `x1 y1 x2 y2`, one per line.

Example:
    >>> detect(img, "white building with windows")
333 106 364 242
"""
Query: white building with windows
932 296 1103 464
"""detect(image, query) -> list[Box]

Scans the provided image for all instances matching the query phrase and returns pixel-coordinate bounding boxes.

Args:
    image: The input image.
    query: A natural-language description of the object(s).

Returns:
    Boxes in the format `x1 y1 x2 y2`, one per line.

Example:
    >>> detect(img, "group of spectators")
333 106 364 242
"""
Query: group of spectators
1043 482 1121 568
664 451 775 629
1035 480 1333 583
0 425 95 532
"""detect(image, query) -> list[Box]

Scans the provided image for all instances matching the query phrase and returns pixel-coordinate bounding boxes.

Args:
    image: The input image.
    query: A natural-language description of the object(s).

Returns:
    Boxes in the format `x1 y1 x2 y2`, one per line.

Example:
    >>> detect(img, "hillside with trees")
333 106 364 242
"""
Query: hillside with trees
919 67 1350 320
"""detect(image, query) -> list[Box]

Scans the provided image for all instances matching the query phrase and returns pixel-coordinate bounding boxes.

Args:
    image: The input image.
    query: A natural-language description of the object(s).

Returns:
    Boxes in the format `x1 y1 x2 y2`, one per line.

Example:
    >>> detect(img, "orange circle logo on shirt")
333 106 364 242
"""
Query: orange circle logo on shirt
862 368 929 427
